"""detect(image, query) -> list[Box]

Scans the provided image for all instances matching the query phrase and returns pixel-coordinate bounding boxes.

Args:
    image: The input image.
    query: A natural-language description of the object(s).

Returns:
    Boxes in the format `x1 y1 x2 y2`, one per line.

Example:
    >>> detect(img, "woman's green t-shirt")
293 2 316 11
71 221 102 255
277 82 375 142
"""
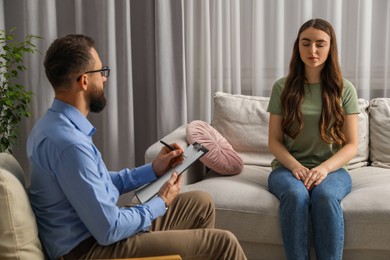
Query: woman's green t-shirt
267 77 359 170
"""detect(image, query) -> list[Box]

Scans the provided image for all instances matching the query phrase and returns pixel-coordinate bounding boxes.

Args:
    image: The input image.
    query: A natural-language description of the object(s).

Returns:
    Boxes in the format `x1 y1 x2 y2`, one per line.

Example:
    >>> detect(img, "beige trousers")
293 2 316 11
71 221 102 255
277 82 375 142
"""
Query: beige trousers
83 191 247 260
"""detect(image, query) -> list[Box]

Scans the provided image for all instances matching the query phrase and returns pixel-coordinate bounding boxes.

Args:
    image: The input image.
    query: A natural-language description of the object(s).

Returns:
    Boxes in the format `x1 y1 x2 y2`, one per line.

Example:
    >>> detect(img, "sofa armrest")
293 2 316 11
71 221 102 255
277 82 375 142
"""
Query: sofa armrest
144 124 206 185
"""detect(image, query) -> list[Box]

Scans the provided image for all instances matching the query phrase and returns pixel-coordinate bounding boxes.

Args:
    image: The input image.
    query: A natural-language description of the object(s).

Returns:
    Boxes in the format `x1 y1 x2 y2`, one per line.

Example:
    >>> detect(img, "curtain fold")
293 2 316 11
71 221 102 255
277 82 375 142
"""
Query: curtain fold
251 0 265 96
0 0 4 29
155 0 186 138
130 0 186 165
115 0 136 168
386 2 390 97
354 0 372 98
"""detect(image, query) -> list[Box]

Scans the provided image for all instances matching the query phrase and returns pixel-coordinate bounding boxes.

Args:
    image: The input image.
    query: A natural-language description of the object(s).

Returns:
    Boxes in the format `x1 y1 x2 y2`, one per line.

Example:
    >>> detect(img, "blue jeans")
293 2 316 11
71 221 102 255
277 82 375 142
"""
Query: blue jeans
268 167 352 260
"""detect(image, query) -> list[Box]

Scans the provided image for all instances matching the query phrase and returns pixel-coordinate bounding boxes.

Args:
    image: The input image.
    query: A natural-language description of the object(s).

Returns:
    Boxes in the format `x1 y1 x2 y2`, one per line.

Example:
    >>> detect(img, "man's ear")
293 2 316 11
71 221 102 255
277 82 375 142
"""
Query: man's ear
77 74 88 91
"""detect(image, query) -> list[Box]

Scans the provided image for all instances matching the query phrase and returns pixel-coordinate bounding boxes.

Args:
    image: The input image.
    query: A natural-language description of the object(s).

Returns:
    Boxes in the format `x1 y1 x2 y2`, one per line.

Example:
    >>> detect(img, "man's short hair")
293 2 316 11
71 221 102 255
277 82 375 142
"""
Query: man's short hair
44 34 95 89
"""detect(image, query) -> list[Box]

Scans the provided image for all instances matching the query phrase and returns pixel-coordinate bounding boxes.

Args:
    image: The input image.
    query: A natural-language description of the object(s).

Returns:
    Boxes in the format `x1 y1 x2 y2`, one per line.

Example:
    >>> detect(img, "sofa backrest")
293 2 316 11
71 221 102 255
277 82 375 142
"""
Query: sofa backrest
212 92 273 166
0 153 44 259
211 92 390 169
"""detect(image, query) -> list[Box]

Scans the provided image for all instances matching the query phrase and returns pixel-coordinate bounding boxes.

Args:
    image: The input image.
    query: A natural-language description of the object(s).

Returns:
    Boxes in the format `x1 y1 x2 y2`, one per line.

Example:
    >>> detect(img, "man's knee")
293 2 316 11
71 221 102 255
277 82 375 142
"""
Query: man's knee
179 191 215 210
221 229 240 244
210 229 243 253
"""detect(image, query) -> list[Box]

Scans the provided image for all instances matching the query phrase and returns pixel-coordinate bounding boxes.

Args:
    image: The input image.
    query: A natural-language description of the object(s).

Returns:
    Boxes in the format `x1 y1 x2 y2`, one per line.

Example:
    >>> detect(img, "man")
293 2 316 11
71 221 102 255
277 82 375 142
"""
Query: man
27 34 246 260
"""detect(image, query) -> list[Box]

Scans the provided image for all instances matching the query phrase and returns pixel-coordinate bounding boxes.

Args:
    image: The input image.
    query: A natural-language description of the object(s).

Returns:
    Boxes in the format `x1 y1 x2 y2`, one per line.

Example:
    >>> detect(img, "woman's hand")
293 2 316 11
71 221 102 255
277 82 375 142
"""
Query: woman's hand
152 143 184 177
304 166 329 190
291 165 310 181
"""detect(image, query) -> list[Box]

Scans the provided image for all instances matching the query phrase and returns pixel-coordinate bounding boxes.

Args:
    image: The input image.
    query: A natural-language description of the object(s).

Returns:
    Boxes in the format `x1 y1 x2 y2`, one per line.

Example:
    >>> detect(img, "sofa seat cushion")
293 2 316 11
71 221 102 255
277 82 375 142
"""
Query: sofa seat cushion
184 165 390 252
0 153 44 259
343 167 390 250
183 165 282 245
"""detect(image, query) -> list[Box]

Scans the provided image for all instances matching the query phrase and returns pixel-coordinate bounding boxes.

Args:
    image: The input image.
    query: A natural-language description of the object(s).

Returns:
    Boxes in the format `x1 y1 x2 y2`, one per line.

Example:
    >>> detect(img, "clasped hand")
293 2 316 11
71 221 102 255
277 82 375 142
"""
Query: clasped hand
292 165 329 190
152 143 184 206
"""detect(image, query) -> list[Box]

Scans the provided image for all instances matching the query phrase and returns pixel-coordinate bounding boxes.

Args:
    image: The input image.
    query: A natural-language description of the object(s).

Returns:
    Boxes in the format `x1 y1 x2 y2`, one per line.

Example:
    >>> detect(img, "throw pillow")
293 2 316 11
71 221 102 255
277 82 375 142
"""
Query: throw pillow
186 120 244 175
369 98 390 168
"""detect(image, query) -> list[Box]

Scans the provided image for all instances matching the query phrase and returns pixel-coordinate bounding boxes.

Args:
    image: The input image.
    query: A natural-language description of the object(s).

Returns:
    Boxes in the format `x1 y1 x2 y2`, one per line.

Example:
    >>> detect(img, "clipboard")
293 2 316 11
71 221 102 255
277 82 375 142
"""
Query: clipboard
135 142 209 204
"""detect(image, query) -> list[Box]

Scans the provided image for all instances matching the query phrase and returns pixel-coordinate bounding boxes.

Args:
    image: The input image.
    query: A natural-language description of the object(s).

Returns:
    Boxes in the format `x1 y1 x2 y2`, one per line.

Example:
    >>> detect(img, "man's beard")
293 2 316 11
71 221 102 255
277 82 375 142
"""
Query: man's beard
88 84 106 113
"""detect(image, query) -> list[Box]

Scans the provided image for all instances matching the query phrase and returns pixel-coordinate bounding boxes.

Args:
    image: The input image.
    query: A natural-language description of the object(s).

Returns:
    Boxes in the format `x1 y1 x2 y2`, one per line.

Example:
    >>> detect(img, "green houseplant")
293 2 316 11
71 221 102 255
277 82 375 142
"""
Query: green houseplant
0 28 40 153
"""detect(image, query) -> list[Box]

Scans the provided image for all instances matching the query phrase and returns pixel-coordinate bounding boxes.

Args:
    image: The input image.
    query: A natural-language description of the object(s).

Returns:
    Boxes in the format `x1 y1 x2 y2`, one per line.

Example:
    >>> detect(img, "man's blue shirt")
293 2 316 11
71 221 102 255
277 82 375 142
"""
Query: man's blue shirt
27 99 166 259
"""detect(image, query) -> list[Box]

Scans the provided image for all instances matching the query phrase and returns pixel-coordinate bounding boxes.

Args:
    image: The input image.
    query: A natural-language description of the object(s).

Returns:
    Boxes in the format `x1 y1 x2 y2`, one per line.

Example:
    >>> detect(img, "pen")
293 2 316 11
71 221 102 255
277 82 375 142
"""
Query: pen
160 140 176 151
160 140 186 157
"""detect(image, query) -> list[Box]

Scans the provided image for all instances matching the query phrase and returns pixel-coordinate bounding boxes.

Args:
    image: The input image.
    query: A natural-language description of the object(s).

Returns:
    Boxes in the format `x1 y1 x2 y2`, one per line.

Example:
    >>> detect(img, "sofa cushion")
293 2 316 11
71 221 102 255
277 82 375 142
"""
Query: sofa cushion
0 153 44 259
342 167 390 250
369 98 390 168
212 92 273 166
183 165 282 245
186 120 243 175
348 98 370 170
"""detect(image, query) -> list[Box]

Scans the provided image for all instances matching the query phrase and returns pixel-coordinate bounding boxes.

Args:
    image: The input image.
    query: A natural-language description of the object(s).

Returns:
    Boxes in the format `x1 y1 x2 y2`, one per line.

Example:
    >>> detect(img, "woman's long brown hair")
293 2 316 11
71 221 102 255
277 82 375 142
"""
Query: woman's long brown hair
281 19 346 145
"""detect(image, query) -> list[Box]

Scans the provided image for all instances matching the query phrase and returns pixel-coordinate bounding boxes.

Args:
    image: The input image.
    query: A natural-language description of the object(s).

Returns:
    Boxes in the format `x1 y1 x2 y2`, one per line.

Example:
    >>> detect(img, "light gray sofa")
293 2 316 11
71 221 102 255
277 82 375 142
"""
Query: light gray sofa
145 92 390 260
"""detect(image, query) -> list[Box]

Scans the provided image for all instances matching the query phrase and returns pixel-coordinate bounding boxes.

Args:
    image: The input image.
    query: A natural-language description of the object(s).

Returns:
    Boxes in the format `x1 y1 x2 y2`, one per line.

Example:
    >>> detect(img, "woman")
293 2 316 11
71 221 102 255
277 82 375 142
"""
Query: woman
267 18 359 260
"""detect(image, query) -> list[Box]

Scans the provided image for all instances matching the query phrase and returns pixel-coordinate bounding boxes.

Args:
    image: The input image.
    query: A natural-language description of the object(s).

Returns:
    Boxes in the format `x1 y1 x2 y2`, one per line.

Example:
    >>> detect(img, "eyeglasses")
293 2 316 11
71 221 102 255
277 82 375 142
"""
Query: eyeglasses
77 66 110 81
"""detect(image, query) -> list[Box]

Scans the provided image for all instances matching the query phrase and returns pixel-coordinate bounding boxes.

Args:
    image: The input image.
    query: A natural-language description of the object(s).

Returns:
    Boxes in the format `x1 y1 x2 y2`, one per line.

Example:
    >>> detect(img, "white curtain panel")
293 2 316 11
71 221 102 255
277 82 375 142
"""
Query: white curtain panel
183 0 390 122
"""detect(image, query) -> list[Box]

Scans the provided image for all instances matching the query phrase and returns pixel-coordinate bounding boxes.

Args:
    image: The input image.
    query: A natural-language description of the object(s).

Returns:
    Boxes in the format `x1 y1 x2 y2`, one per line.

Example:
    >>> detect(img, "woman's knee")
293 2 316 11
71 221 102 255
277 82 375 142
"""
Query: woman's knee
283 185 310 205
312 169 352 202
268 167 299 193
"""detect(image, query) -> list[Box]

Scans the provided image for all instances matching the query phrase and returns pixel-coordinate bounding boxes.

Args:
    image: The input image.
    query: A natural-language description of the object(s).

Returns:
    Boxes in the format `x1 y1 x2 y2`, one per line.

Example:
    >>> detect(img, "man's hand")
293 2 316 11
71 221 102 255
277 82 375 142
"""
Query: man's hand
152 143 184 177
158 172 182 206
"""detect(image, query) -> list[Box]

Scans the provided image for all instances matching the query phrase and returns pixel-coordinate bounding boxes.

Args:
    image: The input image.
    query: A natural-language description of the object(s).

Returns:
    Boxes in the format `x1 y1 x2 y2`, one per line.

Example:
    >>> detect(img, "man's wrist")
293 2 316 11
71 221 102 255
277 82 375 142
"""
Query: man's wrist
158 195 169 210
